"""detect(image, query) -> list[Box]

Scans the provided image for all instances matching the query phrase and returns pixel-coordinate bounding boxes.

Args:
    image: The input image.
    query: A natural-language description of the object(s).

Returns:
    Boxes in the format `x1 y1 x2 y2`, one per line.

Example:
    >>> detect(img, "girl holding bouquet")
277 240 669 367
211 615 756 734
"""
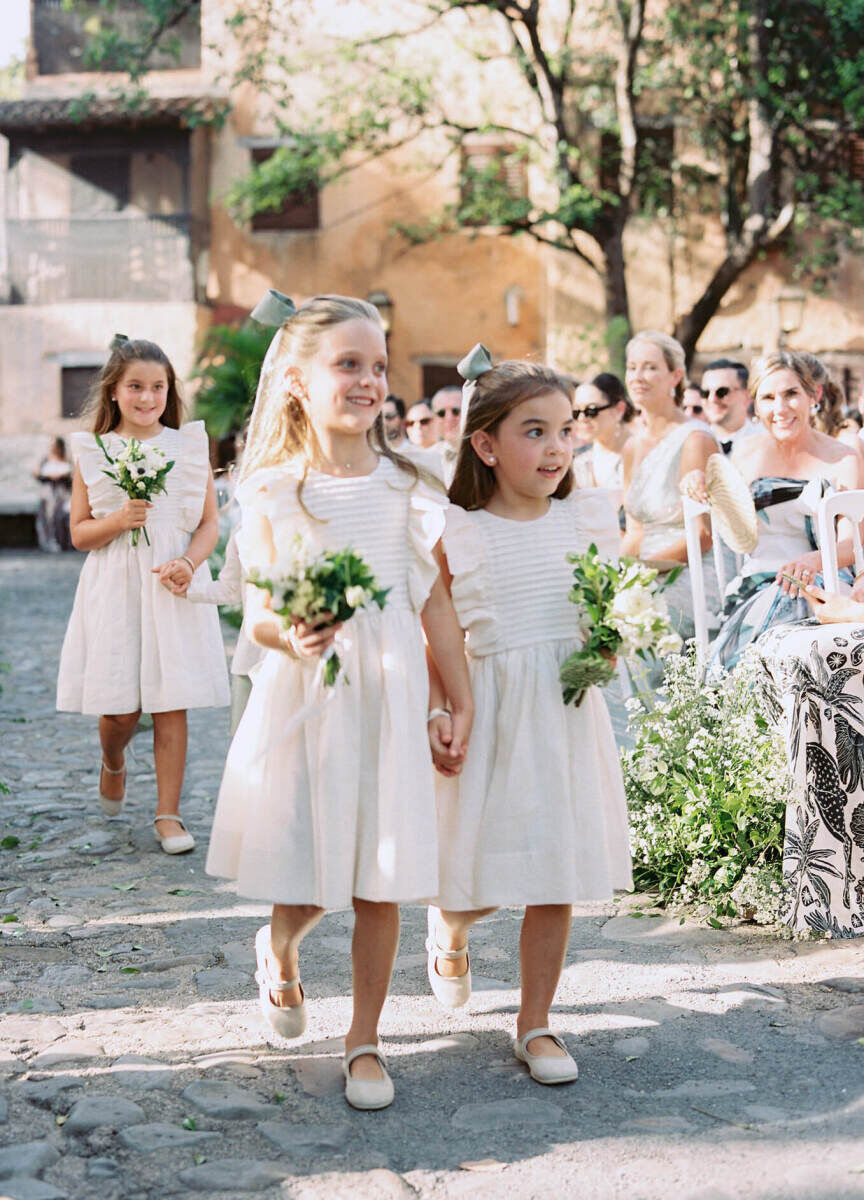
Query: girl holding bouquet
57 336 229 853
425 348 632 1085
206 292 472 1111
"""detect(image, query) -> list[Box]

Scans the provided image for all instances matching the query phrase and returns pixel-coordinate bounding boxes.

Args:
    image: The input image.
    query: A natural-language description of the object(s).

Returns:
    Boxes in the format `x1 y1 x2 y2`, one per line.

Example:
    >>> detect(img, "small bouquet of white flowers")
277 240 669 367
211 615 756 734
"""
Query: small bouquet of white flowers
560 543 682 706
95 434 174 547
248 533 389 685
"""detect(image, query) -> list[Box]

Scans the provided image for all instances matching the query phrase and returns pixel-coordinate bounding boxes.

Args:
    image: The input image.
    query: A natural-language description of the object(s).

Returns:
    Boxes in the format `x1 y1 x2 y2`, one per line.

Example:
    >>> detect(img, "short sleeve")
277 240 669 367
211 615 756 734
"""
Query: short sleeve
176 420 210 531
441 506 495 640
407 478 446 612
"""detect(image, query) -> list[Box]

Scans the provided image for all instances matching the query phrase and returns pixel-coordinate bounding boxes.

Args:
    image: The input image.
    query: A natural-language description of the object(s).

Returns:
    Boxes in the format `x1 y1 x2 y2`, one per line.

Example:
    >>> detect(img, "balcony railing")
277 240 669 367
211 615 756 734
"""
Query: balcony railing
3 214 200 304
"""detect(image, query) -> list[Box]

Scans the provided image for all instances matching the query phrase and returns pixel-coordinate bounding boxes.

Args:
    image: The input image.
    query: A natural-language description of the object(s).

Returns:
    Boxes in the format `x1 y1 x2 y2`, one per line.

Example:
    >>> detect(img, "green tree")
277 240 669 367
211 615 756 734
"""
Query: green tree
73 0 864 368
192 323 272 438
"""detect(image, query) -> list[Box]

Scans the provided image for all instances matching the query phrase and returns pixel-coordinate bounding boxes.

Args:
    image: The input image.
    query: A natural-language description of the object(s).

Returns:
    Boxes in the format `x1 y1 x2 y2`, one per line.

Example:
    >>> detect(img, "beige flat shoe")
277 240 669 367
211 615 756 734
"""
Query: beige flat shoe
513 1028 579 1085
254 925 307 1039
425 907 471 1009
153 815 195 855
343 1044 394 1111
99 758 126 817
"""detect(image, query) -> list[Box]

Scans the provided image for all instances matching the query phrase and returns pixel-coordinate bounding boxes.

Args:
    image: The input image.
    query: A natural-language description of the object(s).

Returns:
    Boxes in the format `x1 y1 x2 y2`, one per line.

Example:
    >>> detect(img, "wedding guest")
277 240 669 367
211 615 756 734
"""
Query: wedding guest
705 351 863 668
34 437 73 552
700 359 760 454
426 347 631 1086
571 373 634 502
206 292 472 1111
405 399 439 448
836 407 864 452
57 335 229 853
682 381 704 420
622 330 718 636
431 385 462 484
382 394 407 447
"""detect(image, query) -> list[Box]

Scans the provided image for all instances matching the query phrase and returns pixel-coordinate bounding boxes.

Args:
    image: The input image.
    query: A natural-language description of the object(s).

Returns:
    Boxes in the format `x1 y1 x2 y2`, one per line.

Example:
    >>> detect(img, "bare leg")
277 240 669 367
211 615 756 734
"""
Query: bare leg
98 711 140 801
152 709 187 839
517 903 572 1057
345 899 400 1082
433 906 497 978
267 903 325 1008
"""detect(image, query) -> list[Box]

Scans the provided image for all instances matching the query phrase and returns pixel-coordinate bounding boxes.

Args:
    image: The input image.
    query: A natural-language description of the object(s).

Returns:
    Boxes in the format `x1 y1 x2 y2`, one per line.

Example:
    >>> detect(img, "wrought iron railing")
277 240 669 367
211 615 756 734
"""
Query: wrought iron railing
3 214 200 303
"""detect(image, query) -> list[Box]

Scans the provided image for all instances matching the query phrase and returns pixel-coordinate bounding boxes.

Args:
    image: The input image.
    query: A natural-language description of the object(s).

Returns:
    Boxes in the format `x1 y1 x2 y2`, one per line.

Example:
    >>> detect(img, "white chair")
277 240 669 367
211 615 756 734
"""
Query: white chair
817 490 864 593
682 497 728 653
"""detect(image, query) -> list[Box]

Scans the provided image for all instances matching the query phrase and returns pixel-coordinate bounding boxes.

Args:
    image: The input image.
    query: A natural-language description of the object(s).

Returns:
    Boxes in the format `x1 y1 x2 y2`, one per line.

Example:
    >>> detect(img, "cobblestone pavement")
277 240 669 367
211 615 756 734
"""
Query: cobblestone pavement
1 549 864 1200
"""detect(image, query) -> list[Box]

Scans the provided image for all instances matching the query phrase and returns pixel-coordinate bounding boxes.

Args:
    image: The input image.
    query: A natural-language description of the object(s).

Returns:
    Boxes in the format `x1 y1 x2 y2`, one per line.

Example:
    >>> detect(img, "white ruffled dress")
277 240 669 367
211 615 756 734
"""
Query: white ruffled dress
206 458 445 910
56 422 230 715
435 495 633 909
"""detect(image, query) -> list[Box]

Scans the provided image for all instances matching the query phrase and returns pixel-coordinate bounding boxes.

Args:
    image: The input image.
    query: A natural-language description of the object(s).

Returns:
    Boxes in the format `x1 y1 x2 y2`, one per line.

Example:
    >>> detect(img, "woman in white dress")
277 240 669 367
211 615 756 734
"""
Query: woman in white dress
571 372 634 507
57 336 229 854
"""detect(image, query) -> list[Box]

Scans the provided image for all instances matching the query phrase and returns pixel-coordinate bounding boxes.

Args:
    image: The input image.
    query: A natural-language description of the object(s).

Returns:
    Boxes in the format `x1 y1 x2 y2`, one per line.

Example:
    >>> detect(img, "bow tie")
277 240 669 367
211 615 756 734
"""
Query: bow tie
720 439 733 455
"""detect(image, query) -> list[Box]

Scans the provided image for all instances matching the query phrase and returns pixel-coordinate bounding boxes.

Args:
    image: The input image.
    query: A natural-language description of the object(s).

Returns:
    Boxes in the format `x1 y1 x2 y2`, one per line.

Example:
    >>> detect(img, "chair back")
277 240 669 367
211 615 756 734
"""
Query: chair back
682 496 711 652
817 490 864 592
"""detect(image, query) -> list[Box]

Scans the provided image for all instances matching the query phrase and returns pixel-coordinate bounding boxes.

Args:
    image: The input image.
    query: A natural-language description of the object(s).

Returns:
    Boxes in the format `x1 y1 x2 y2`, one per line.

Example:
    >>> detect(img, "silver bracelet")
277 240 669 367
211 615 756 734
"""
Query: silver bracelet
180 554 196 573
427 707 451 723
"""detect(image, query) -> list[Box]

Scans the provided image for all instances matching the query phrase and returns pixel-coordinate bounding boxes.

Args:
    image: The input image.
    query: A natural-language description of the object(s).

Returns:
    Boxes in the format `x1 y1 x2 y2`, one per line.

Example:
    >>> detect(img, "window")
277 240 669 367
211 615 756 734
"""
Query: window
33 0 201 76
61 367 98 419
421 363 462 397
459 136 529 227
250 149 320 232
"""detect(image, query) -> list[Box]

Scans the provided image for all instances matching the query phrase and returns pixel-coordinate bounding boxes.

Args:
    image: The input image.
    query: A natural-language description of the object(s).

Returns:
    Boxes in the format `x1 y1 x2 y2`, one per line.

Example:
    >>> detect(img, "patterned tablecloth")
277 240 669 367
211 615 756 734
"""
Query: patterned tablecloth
759 621 864 937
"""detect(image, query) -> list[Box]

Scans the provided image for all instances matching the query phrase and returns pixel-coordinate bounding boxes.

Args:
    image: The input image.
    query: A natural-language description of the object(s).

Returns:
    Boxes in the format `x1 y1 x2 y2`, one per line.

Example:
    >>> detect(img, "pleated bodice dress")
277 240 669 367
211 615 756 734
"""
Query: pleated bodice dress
56 422 229 715
205 457 445 910
434 495 633 910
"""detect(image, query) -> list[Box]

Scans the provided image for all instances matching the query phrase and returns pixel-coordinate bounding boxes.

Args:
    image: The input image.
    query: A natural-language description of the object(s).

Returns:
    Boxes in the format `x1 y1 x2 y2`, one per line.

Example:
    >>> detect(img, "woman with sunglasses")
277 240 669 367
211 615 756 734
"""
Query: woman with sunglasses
405 400 440 449
571 374 634 504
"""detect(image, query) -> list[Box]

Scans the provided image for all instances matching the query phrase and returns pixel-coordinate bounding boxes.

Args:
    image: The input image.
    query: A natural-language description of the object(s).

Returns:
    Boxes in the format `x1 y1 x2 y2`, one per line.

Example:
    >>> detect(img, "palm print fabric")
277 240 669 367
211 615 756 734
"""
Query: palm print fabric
759 622 864 937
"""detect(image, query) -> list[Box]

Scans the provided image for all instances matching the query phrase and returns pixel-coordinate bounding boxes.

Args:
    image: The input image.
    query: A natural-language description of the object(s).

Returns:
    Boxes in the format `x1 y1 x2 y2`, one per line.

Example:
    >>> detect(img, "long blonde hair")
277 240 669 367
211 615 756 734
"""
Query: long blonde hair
240 294 421 502
748 350 819 403
625 330 686 404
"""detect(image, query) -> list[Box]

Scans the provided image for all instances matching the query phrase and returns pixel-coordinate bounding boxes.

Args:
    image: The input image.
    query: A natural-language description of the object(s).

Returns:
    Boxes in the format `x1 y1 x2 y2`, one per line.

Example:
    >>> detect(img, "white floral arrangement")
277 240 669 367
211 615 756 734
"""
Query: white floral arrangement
559 544 682 705
248 533 389 685
96 434 174 547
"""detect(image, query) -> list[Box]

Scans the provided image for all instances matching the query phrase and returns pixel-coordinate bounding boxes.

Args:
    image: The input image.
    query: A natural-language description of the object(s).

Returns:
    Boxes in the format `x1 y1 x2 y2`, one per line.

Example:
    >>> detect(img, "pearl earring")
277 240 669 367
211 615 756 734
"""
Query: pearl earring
488 456 496 465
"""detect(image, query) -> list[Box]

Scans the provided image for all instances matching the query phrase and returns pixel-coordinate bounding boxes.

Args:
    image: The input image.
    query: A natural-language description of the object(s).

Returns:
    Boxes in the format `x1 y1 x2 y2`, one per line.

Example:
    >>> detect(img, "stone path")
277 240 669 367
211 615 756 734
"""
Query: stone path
1 549 864 1200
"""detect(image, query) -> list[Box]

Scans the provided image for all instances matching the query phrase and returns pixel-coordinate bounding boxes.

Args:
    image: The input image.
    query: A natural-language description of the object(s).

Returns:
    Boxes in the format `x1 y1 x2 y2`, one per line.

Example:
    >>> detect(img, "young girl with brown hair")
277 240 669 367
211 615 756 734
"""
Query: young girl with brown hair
57 335 229 853
425 347 632 1086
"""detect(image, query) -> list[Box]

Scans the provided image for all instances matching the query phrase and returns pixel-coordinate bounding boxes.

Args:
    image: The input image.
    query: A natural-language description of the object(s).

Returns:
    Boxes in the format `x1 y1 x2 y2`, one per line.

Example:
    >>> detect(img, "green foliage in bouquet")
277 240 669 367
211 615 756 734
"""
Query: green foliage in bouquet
95 434 174 546
623 648 791 926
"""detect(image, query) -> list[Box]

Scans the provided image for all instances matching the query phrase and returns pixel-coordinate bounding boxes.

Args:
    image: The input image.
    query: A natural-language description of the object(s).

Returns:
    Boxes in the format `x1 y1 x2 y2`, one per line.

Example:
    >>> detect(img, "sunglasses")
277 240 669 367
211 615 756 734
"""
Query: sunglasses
684 403 704 415
435 405 461 418
573 401 615 419
406 416 434 427
700 385 733 400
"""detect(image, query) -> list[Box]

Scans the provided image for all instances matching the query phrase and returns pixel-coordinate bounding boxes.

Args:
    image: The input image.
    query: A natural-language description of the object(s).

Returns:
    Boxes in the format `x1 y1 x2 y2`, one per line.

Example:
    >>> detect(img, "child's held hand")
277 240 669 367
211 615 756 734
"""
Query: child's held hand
117 498 151 532
153 558 193 596
429 711 463 777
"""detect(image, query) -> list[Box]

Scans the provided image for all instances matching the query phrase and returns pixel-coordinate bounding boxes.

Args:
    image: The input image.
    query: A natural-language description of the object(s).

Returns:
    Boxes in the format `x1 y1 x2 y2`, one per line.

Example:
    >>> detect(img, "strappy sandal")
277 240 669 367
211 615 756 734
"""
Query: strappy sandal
513 1028 579 1085
99 758 126 817
254 925 307 1039
343 1044 394 1110
425 906 471 1009
153 815 195 855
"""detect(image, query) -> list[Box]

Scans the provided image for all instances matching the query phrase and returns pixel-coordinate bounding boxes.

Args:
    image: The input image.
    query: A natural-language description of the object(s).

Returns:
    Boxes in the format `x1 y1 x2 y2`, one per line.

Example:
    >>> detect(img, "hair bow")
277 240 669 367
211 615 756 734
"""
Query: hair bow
457 342 493 434
110 333 130 352
250 289 297 326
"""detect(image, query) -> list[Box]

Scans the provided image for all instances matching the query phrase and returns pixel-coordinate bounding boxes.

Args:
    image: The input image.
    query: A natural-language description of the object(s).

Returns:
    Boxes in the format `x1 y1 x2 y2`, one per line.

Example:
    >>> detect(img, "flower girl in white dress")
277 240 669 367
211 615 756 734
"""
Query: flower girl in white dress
206 292 472 1111
425 347 632 1085
57 336 229 854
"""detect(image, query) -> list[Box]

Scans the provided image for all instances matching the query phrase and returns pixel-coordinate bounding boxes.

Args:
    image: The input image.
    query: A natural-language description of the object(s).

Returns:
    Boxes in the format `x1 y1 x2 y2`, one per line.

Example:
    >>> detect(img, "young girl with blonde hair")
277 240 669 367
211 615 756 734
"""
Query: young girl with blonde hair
425 345 632 1086
206 291 472 1111
57 335 229 853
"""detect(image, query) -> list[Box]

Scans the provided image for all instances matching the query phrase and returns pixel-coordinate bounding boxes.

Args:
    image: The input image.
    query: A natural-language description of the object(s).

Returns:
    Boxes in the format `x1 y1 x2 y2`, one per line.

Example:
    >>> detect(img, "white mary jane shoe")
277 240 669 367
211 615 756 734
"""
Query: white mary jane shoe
425 907 471 1009
153 815 195 855
343 1044 394 1111
254 925 307 1039
99 758 126 817
513 1028 579 1085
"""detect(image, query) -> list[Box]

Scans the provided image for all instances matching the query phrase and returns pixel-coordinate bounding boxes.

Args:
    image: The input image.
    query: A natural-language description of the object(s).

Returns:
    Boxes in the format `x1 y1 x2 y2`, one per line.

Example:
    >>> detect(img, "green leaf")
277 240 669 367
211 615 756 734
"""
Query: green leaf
119 967 140 975
0 836 20 850
2 914 19 923
167 887 195 896
182 1116 197 1131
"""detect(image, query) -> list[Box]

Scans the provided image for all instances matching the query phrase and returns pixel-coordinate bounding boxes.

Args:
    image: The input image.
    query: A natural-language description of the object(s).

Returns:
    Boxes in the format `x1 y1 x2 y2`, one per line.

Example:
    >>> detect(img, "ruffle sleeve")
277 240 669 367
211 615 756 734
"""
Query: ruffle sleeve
71 432 119 519
441 506 496 649
234 466 299 573
176 420 210 532
407 478 446 612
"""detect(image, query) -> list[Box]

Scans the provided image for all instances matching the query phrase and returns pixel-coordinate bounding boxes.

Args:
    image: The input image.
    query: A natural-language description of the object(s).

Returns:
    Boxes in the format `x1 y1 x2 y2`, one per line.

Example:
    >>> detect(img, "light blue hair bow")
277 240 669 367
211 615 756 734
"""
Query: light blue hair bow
250 289 297 326
457 342 494 433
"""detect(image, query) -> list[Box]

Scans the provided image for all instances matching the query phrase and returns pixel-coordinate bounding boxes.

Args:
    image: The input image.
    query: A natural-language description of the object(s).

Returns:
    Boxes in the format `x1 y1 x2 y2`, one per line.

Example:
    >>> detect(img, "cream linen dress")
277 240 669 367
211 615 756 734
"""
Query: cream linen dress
206 458 445 910
435 495 633 909
56 422 230 715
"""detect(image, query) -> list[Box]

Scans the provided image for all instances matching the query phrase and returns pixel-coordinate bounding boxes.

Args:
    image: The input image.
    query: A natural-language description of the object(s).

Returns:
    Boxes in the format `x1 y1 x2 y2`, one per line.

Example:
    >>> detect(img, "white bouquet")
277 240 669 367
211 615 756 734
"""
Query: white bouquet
248 533 389 685
96 434 174 547
560 544 682 705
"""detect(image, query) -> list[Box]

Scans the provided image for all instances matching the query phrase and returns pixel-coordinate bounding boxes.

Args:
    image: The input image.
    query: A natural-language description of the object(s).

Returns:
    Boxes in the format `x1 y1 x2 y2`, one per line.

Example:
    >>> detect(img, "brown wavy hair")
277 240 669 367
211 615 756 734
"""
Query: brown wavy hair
448 361 575 510
798 352 846 437
748 350 819 404
86 337 183 435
